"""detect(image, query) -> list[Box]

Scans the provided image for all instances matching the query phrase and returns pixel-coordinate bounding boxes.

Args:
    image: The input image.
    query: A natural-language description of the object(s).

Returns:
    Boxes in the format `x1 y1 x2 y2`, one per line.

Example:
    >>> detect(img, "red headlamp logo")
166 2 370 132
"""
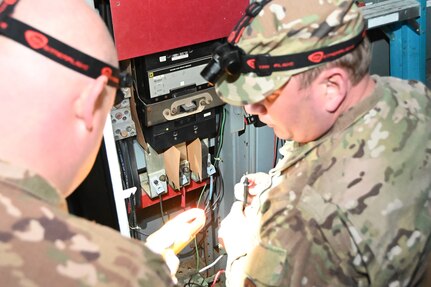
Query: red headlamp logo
246 59 256 69
25 30 48 50
101 67 113 77
308 51 324 63
101 67 119 85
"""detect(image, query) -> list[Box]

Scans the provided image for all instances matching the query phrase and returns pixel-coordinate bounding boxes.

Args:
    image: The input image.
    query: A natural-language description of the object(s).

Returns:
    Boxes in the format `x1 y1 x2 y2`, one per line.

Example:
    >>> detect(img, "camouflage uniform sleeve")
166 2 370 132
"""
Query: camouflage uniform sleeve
240 184 365 287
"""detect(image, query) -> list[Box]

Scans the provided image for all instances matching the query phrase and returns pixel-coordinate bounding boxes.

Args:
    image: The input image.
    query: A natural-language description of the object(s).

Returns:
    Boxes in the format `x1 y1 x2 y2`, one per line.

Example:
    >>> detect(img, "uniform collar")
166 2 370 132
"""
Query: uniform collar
0 159 64 207
271 75 383 175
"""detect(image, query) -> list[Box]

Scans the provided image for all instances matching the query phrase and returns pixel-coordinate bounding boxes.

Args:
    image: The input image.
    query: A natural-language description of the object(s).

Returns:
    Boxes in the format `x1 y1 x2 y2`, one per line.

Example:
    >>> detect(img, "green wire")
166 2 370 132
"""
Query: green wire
195 183 208 270
193 107 226 272
215 108 226 168
194 237 200 270
197 183 207 208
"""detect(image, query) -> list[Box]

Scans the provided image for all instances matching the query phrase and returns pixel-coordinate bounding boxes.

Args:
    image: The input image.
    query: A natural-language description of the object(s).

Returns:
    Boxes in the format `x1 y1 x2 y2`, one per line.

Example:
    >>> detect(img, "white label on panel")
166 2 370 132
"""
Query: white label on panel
368 13 399 29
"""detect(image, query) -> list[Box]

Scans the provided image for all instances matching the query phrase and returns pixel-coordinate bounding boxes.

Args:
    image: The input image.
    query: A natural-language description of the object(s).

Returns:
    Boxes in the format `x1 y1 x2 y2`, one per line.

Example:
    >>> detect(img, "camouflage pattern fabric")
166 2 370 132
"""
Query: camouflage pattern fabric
215 0 365 106
0 161 176 286
226 76 431 286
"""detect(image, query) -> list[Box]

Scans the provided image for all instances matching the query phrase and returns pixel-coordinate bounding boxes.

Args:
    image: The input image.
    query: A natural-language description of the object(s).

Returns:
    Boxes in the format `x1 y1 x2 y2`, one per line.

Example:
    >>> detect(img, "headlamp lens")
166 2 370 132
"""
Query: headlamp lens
201 43 242 85
200 57 224 85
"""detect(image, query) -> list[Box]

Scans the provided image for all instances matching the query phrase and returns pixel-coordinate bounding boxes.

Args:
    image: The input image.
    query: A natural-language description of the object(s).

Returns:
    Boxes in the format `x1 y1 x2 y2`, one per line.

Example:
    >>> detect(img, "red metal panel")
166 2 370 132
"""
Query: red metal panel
140 180 208 208
109 0 249 60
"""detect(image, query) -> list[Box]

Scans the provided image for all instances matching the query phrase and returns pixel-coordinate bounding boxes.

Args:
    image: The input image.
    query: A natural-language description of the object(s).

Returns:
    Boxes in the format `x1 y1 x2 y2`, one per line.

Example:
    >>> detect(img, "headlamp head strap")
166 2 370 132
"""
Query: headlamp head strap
201 0 366 86
240 28 367 77
0 0 128 89
1 18 121 88
227 0 272 44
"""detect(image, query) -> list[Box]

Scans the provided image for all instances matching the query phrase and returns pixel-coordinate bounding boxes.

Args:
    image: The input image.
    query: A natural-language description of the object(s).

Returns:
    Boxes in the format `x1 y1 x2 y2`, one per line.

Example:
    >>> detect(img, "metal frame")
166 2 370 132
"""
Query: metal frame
362 0 427 82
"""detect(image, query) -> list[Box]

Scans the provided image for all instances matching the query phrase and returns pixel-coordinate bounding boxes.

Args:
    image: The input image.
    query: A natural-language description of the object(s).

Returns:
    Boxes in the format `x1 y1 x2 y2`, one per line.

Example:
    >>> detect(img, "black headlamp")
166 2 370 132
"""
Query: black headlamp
201 0 366 86
0 0 131 105
200 42 243 85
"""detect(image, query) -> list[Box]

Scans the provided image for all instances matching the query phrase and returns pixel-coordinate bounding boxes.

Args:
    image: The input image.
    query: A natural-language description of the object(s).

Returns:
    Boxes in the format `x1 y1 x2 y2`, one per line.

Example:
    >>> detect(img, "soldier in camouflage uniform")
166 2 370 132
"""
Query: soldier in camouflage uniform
213 0 431 286
0 0 177 286
0 162 176 286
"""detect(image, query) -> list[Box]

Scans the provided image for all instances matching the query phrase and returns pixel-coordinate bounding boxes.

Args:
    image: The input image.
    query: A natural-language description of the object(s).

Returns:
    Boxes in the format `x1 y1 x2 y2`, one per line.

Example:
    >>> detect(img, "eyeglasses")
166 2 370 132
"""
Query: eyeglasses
0 0 132 105
262 78 291 105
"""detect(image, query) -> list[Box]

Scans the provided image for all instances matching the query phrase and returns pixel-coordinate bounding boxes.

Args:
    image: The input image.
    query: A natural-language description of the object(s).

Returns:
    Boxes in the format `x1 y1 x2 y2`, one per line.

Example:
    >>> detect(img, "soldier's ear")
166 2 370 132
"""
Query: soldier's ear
74 75 108 131
321 68 349 113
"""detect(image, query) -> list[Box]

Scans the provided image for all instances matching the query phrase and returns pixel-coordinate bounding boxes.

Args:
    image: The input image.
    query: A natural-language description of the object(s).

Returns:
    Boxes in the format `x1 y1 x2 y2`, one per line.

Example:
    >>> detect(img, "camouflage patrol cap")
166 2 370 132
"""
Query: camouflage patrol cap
215 0 365 106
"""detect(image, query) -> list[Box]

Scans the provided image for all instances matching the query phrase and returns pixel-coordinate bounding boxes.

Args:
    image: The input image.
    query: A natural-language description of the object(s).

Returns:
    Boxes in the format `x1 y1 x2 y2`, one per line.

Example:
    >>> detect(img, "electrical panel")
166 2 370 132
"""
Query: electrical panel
101 1 245 284
130 40 224 200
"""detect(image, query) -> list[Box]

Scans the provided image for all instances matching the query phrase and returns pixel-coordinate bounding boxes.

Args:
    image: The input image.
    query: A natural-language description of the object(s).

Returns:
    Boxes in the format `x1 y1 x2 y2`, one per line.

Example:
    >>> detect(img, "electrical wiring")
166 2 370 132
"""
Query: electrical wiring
192 217 214 270
198 254 226 273
184 255 227 287
194 237 200 271
182 179 223 285
199 170 224 215
204 175 214 212
214 107 227 169
202 187 212 213
210 269 225 287
191 174 225 279
116 138 143 238
184 275 207 287
198 183 214 227
131 72 147 106
197 182 208 209
210 171 224 212
129 225 150 238
183 283 206 287
198 174 221 216
158 194 166 224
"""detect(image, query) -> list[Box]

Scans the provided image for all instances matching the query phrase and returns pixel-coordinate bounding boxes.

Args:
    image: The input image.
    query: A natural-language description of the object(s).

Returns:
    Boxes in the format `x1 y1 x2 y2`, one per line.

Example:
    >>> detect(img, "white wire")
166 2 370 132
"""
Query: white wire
198 253 226 273
204 175 214 211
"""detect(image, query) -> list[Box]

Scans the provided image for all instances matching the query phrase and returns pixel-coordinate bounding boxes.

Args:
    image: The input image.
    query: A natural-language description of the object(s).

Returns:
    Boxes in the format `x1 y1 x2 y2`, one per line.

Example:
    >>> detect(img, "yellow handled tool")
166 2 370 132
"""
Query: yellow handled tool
147 208 206 255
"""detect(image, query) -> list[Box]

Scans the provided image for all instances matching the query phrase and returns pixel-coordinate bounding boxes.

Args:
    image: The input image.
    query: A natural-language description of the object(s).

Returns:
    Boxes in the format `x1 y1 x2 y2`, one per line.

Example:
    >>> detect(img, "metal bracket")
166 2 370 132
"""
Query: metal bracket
361 0 427 82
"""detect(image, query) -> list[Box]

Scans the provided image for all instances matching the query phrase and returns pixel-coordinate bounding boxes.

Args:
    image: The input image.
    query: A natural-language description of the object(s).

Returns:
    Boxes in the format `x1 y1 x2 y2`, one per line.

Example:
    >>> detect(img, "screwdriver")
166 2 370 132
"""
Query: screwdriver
243 177 249 211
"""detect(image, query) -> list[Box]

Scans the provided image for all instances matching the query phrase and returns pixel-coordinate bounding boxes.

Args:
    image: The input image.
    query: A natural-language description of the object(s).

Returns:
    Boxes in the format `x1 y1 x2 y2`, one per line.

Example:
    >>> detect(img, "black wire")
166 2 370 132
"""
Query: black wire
158 194 166 224
128 193 139 239
132 77 146 106
211 170 224 212
129 226 150 238
183 283 206 287
116 142 129 189
116 139 142 239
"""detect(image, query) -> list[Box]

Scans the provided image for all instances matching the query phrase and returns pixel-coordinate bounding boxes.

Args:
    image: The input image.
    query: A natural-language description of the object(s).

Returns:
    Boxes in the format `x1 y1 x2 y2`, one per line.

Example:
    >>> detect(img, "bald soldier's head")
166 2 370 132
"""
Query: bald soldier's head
0 0 119 196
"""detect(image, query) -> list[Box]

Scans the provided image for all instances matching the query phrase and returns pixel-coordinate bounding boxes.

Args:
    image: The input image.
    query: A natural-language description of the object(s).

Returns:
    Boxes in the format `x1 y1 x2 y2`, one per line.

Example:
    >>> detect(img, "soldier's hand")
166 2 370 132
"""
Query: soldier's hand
146 208 206 276
234 172 271 205
218 201 260 260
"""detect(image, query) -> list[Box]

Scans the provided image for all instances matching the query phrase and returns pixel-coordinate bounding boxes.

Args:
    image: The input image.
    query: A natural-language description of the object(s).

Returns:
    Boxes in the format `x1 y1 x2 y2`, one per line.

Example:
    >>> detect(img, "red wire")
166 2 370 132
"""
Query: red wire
211 269 225 287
